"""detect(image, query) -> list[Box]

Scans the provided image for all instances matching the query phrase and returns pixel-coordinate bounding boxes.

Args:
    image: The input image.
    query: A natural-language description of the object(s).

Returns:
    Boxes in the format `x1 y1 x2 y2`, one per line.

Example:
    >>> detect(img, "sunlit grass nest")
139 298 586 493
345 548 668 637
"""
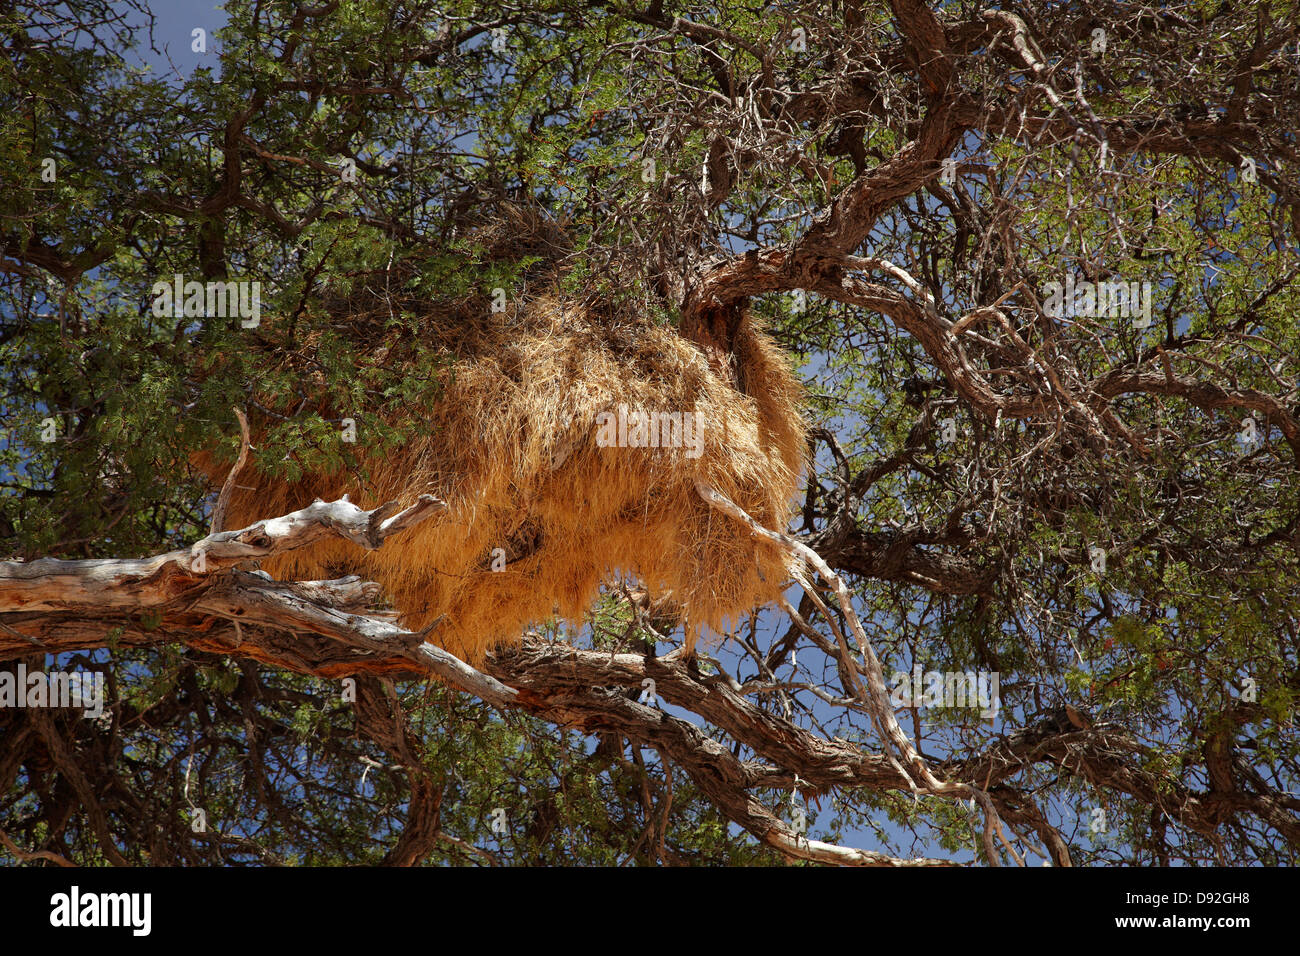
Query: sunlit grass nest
199 226 807 664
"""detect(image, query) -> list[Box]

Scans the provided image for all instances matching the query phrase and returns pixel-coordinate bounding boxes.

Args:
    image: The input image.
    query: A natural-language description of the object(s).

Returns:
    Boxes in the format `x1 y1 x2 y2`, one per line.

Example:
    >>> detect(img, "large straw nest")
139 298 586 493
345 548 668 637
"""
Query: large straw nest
200 211 807 663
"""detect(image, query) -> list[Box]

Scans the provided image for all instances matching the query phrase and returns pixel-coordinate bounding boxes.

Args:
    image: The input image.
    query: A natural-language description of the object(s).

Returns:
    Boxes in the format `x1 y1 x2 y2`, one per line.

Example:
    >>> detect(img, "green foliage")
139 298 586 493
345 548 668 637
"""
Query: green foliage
1 0 1296 867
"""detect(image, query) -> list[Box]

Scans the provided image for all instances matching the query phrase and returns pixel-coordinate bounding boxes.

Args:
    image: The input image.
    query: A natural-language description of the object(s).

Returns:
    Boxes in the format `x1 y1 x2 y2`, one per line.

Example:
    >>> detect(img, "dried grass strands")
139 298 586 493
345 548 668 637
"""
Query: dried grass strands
200 294 807 664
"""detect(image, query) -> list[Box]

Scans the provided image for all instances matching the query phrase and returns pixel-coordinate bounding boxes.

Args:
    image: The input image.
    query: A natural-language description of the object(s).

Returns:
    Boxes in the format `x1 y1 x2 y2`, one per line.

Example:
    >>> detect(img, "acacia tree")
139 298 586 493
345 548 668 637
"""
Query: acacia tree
1 0 1297 866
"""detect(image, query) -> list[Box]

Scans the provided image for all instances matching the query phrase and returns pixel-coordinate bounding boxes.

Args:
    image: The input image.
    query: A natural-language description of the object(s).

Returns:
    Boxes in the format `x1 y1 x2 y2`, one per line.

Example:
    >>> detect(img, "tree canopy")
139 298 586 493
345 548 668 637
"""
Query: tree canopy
1 0 1297 866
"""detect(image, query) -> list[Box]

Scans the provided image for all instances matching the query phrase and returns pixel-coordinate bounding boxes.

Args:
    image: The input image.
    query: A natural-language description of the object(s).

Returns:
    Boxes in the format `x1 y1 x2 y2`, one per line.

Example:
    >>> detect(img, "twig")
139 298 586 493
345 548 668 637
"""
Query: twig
0 828 77 867
210 408 252 535
694 479 1019 866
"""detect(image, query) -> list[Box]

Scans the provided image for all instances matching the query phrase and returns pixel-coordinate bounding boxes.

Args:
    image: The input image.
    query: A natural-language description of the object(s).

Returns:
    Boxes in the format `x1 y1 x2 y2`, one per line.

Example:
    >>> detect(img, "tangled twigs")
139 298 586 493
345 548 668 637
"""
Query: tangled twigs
695 479 1041 866
481 637 951 866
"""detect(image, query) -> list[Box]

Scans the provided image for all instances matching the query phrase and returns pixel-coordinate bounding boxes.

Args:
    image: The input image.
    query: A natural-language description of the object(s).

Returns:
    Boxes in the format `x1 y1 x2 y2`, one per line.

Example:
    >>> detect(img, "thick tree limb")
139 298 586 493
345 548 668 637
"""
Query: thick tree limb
0 498 936 865
0 494 446 612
